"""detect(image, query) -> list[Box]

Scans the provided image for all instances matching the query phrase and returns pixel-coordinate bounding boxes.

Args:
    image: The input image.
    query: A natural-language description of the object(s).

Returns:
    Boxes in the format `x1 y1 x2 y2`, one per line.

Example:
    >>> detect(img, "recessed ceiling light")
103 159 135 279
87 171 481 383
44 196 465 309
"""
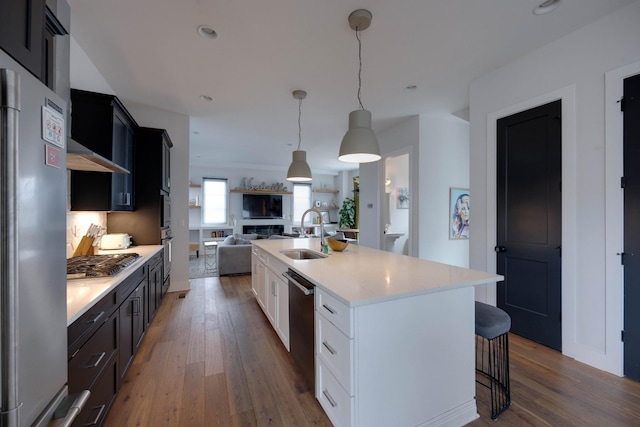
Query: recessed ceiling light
534 0 561 15
197 25 218 39
199 95 214 102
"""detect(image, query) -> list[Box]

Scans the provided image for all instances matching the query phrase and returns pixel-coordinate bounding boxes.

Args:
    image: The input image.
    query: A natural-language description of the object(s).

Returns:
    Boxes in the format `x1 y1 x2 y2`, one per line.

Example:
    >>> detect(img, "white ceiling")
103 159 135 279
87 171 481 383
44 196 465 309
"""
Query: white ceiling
67 0 636 175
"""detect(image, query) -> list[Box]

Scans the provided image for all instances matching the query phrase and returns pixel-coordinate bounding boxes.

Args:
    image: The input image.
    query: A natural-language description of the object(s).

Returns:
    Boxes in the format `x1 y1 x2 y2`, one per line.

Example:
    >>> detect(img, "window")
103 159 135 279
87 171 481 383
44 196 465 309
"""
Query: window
202 178 228 224
292 183 312 224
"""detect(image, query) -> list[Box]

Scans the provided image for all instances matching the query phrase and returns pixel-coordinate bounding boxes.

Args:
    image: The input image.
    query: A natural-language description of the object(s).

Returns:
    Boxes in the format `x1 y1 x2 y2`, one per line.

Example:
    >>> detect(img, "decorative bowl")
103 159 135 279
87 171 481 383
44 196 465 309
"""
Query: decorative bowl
326 237 349 252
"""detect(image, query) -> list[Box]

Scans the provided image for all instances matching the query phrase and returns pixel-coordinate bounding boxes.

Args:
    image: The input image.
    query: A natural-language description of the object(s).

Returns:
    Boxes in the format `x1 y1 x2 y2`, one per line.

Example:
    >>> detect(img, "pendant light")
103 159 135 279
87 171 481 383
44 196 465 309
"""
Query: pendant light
338 9 381 164
286 90 312 182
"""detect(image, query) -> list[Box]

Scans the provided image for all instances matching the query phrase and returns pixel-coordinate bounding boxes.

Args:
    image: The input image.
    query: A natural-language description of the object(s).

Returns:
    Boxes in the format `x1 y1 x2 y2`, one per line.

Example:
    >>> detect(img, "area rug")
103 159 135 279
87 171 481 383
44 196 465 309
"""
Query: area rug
189 254 218 278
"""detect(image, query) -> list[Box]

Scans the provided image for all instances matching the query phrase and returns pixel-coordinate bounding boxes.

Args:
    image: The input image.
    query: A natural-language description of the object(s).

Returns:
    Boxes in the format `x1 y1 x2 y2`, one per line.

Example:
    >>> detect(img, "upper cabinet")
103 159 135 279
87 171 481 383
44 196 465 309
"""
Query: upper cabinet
69 89 137 211
136 126 172 195
0 0 69 89
108 127 172 245
0 0 46 80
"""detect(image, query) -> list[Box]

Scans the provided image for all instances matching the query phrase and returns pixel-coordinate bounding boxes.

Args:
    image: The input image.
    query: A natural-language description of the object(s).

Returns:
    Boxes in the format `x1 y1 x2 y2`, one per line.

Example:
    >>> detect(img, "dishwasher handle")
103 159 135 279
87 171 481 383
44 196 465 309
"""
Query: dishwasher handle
282 271 314 296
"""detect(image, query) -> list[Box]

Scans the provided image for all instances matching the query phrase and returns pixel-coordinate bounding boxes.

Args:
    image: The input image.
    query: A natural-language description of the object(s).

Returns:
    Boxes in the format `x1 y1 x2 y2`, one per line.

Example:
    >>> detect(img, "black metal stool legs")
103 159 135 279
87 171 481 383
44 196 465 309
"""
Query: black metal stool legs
476 332 511 419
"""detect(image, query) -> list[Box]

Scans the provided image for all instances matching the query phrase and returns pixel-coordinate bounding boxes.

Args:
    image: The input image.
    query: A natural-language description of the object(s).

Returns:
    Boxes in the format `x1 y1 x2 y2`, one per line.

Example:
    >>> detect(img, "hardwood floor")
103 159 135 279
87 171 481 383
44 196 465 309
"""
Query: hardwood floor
104 275 640 427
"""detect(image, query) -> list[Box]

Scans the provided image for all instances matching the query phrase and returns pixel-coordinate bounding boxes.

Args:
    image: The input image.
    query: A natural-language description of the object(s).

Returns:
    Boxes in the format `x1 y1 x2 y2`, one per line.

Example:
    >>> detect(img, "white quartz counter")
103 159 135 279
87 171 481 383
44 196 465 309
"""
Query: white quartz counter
66 245 162 325
253 238 502 307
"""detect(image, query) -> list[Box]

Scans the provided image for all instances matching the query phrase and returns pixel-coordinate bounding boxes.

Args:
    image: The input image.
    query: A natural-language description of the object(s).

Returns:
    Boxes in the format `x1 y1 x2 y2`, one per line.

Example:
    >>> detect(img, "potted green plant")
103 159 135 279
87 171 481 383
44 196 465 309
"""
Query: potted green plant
339 197 356 229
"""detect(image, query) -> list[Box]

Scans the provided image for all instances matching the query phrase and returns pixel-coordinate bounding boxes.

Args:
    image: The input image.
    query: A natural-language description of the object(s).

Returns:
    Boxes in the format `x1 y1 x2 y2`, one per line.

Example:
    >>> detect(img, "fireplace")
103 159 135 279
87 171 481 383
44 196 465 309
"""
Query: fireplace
243 224 284 237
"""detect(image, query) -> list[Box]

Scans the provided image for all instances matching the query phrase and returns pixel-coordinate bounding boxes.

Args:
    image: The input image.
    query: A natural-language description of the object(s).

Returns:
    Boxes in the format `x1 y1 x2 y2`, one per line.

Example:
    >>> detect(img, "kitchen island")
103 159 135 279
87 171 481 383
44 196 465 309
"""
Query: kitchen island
252 238 502 427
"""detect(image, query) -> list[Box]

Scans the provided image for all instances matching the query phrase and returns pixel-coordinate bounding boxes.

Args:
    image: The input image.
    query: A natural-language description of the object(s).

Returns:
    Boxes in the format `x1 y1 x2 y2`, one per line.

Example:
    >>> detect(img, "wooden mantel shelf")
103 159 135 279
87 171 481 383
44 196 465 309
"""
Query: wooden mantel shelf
230 189 292 195
313 189 339 193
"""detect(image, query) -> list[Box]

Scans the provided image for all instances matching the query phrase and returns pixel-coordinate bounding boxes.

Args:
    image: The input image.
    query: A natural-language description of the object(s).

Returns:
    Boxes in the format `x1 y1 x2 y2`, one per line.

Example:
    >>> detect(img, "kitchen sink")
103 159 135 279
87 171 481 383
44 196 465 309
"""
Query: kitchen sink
280 249 327 260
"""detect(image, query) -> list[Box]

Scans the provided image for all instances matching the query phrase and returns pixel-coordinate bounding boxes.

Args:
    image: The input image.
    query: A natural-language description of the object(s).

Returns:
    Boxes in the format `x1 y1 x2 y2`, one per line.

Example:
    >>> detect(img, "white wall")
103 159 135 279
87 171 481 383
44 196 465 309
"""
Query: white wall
385 154 409 254
360 114 469 266
469 1 640 375
418 115 470 267
361 117 419 255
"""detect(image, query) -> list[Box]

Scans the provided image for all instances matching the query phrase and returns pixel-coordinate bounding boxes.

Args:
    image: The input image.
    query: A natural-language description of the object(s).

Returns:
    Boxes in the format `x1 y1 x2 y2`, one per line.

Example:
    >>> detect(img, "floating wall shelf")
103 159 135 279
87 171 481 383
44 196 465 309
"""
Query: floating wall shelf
230 189 292 195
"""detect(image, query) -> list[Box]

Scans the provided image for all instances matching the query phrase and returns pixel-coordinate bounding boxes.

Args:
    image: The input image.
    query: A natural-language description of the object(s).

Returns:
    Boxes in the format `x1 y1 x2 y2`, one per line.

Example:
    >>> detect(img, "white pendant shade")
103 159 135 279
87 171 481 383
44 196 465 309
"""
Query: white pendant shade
338 109 381 163
286 150 312 182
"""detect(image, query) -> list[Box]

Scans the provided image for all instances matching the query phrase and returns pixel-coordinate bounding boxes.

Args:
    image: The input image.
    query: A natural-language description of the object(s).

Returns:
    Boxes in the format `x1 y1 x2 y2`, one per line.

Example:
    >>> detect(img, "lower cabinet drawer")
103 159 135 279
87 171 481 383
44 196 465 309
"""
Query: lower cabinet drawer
317 360 353 427
72 352 118 427
317 313 353 394
315 288 352 337
69 314 118 393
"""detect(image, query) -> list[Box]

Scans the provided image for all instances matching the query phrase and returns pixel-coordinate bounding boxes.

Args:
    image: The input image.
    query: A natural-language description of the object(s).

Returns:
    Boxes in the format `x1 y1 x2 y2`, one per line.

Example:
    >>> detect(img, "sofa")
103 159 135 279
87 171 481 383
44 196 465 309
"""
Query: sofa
217 233 294 276
217 233 257 276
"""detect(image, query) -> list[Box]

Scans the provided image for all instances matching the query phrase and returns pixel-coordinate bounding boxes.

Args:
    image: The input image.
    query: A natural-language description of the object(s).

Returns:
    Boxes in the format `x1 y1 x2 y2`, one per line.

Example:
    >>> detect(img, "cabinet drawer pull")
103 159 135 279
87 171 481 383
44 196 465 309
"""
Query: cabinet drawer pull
322 341 337 355
322 304 336 315
86 404 106 426
132 297 140 316
86 311 105 324
323 389 337 408
83 351 105 369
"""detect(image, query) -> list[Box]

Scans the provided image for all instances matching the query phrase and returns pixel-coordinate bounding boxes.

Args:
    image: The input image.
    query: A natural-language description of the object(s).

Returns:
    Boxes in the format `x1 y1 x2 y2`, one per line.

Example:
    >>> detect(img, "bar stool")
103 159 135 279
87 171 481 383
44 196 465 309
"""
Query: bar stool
475 301 511 419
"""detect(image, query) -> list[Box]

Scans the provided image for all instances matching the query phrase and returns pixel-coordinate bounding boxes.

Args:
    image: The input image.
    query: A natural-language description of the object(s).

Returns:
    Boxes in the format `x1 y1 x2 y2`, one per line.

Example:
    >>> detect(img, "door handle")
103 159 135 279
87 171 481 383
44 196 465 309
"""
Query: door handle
494 246 507 253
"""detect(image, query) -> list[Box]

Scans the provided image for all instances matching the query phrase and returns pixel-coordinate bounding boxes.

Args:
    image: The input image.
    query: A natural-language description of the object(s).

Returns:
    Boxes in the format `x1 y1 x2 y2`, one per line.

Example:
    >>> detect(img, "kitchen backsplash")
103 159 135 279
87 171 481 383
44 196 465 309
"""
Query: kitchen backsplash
67 211 107 258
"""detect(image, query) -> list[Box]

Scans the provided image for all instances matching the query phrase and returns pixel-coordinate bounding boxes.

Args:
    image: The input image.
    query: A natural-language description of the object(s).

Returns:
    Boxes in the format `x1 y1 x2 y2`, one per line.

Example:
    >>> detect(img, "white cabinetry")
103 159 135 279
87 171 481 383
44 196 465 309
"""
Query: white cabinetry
315 286 477 427
251 250 267 311
251 246 290 350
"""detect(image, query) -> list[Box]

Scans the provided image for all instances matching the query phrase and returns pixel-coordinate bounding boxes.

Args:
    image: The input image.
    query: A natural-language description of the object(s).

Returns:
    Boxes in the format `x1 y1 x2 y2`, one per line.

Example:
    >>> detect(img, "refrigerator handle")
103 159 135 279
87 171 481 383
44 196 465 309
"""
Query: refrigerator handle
0 68 21 427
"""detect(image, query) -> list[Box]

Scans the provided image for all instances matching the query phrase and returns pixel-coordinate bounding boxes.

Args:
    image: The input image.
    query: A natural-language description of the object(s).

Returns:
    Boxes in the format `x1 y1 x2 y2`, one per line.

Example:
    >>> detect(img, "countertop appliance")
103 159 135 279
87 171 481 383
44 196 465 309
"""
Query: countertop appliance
284 269 315 390
66 253 141 279
99 233 132 250
1 48 88 426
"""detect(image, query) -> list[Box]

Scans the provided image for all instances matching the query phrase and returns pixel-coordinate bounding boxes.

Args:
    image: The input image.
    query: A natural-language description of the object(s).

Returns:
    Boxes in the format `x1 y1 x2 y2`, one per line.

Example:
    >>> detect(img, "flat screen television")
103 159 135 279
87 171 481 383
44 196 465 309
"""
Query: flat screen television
242 194 283 219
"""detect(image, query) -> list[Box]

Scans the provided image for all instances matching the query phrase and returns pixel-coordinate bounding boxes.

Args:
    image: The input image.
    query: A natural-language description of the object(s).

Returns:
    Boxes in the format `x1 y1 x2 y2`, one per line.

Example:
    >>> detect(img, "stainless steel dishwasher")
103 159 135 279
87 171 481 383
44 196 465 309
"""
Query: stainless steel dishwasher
283 269 315 390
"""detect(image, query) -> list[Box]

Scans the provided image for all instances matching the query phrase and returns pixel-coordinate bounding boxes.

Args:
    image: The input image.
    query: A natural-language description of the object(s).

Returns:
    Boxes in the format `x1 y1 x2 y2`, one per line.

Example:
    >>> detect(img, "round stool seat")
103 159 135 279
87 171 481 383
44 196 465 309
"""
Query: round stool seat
475 301 511 340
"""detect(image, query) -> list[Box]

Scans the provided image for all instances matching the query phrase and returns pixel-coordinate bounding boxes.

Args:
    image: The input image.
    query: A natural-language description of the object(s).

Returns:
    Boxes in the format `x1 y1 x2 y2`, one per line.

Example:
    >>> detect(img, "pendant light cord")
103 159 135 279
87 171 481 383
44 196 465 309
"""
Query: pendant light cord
297 96 303 150
356 28 365 110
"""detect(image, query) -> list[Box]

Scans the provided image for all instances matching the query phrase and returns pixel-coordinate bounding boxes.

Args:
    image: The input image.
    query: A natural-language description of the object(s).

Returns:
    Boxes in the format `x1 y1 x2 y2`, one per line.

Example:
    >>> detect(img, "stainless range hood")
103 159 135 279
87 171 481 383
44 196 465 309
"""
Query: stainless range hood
66 138 129 173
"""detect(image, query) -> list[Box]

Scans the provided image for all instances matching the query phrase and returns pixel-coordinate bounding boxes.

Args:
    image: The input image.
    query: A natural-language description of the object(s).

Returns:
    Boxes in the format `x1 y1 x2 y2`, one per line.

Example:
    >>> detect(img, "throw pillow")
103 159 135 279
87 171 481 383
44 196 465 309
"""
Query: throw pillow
235 233 258 241
222 235 236 245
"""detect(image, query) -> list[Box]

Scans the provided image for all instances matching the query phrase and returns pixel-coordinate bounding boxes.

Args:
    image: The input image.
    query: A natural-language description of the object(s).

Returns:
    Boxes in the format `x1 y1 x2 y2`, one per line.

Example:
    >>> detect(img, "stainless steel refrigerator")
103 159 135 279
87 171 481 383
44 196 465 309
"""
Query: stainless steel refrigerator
1 49 82 426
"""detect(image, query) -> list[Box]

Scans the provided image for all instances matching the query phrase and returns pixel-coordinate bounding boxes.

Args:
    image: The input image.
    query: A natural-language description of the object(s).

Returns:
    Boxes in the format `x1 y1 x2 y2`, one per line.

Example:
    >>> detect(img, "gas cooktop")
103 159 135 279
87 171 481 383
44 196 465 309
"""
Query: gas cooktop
67 253 141 279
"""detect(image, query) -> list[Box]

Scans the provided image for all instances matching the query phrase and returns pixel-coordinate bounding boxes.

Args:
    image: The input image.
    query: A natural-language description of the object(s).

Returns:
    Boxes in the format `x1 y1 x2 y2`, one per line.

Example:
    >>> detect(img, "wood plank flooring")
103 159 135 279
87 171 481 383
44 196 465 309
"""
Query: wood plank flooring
104 275 640 427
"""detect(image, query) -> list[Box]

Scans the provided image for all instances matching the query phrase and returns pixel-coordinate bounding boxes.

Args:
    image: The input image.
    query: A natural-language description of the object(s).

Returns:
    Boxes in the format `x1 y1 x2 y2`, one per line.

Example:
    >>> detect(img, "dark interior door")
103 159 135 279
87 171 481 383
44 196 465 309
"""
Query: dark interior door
623 73 640 380
496 100 562 351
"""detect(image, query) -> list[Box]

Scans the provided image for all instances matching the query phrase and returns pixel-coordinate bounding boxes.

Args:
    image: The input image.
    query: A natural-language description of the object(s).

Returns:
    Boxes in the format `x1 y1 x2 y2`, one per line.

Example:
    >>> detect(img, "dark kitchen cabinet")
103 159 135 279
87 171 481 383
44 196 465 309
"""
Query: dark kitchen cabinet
68 312 119 427
108 127 172 244
70 89 137 211
0 0 46 80
68 250 165 426
71 350 118 427
147 252 164 324
119 280 146 380
0 1 68 88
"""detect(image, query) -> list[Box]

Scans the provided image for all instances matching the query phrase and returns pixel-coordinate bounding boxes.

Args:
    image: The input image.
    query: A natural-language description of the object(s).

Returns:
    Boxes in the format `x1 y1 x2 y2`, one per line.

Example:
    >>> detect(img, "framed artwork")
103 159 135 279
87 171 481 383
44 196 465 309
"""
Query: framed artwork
397 187 409 209
450 188 470 240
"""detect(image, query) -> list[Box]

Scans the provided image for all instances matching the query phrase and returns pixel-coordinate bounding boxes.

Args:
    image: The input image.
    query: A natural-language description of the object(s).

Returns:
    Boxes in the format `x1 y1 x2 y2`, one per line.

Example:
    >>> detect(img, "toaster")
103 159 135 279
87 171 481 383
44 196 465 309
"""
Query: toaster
100 233 131 250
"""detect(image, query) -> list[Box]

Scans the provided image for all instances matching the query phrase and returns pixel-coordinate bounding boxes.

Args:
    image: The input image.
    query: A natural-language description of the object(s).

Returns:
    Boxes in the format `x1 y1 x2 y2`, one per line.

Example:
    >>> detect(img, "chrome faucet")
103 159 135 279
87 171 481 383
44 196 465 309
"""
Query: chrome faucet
300 207 325 251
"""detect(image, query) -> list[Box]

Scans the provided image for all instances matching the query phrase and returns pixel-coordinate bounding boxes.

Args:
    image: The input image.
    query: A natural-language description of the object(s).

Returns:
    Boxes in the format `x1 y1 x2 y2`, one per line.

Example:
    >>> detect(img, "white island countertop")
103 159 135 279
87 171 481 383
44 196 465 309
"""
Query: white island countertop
67 245 162 326
253 238 502 307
